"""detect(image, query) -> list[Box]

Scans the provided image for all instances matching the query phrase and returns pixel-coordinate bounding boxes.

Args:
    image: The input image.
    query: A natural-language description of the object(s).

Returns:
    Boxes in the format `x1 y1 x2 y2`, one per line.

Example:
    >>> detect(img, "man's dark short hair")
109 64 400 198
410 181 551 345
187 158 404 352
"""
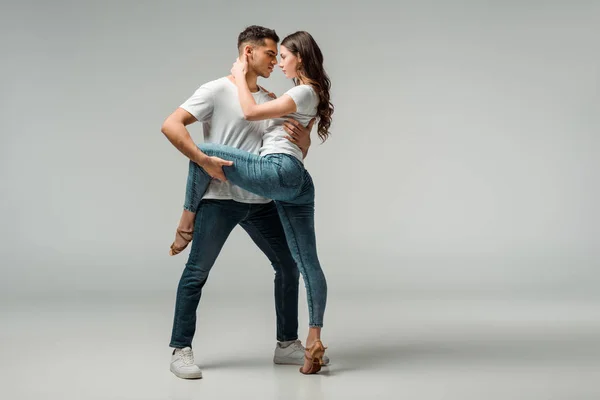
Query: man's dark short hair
237 25 279 51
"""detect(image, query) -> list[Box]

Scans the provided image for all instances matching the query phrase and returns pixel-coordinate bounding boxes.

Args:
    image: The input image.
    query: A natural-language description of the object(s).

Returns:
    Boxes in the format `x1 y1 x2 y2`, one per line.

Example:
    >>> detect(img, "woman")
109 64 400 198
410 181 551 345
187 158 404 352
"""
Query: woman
170 31 333 374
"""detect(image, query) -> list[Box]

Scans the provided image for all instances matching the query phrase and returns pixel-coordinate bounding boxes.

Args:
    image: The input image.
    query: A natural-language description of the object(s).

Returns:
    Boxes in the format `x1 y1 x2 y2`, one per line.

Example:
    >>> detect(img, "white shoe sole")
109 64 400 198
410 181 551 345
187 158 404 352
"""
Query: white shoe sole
273 356 303 365
170 364 203 379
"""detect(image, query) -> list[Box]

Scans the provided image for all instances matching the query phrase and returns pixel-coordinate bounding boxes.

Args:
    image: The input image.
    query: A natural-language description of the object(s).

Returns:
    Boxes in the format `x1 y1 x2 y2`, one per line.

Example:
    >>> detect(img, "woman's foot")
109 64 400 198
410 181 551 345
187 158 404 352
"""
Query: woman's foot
169 228 193 256
299 339 327 375
169 210 196 256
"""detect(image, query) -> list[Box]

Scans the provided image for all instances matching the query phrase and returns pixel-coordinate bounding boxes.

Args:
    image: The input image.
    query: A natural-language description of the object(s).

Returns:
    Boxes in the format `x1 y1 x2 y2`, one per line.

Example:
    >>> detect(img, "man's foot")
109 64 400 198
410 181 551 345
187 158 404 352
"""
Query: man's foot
273 340 330 366
170 347 202 379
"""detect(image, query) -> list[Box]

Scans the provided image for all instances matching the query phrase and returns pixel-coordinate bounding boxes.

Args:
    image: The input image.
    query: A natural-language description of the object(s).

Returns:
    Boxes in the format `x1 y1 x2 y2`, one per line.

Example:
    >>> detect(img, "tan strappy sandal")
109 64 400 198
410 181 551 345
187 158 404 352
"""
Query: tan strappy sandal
300 339 327 375
169 229 193 256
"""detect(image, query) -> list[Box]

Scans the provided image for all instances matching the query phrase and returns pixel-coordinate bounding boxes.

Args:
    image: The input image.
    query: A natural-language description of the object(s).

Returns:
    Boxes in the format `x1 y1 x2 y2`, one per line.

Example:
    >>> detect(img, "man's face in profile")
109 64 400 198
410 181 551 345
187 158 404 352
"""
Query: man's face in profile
247 38 278 78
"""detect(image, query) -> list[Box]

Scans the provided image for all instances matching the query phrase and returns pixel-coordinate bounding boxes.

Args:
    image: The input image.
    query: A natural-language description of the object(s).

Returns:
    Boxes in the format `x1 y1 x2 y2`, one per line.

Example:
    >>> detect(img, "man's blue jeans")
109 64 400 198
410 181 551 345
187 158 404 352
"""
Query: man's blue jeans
181 143 327 328
169 199 300 348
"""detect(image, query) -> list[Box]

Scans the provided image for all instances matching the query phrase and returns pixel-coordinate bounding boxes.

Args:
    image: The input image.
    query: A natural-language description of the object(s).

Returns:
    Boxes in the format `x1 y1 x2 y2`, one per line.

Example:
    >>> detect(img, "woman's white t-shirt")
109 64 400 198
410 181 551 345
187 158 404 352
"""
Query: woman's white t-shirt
259 85 319 162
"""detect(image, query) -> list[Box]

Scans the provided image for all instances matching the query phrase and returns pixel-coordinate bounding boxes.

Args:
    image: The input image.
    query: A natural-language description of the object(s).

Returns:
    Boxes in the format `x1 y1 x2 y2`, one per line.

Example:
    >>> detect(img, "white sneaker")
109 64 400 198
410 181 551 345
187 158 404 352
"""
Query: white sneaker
273 340 330 366
170 347 202 379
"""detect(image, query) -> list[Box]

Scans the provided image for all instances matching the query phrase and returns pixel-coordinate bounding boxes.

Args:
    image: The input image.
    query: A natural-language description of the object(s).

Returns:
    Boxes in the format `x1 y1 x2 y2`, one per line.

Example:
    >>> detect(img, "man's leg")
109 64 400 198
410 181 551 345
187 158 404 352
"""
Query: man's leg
169 200 244 379
239 201 300 343
170 200 243 347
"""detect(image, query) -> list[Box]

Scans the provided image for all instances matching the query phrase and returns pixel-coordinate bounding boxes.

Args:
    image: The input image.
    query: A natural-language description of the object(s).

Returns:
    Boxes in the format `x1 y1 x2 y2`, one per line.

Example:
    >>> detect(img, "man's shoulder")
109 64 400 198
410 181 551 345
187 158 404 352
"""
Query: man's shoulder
187 77 233 103
199 76 229 91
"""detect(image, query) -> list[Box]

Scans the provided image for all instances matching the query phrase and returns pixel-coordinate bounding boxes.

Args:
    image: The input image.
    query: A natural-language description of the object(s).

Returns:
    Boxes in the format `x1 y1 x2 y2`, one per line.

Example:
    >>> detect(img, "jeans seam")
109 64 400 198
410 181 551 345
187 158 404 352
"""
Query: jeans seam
203 147 260 164
276 202 316 325
275 156 303 189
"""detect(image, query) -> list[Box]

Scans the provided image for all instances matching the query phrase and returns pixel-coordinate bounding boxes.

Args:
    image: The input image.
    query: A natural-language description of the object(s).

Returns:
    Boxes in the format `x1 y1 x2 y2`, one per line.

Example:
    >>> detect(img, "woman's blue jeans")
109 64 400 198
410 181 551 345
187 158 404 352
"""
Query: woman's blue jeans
185 143 327 327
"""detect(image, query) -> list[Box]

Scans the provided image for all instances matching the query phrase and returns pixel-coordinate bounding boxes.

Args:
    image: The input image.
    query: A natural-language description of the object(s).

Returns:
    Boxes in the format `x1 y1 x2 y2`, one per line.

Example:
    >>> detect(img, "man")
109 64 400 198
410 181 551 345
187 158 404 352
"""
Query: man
161 25 326 379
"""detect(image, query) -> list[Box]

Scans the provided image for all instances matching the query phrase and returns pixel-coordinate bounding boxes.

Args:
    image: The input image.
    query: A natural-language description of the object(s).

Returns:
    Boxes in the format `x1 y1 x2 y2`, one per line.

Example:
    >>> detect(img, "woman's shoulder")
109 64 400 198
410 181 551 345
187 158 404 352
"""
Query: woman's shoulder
285 84 317 98
292 84 315 91
283 85 317 115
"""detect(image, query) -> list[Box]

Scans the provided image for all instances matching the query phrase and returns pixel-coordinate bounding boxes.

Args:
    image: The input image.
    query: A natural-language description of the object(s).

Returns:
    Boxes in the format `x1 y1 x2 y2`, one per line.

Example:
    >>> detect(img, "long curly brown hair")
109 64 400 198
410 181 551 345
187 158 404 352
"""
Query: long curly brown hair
281 31 334 142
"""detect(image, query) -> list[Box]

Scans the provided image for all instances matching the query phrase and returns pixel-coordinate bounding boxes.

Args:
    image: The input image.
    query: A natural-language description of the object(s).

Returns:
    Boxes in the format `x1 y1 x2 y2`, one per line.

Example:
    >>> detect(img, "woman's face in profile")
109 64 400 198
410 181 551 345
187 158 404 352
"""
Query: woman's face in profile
279 45 301 79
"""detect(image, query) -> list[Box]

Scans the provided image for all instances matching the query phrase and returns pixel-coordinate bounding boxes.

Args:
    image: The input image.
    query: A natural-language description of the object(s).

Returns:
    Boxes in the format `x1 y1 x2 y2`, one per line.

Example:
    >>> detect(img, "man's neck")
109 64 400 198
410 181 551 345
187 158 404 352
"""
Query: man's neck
245 71 260 92
227 73 260 93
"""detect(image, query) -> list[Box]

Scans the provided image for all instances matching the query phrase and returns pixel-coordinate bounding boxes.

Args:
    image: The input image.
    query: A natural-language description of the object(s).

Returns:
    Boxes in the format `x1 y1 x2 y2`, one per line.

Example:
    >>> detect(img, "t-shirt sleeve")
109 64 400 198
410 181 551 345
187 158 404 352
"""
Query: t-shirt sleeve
179 86 214 122
285 85 315 115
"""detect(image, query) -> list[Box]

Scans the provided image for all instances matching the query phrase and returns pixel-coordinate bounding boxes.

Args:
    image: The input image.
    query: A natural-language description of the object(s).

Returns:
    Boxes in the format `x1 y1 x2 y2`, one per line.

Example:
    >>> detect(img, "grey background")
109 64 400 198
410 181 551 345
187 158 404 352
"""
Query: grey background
1 0 597 300
1 1 599 399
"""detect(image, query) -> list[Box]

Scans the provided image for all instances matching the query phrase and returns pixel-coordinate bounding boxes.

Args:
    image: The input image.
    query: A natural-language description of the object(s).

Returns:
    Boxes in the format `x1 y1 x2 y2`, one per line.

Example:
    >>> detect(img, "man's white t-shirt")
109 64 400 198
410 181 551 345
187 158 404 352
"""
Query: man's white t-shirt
179 77 273 204
260 85 319 162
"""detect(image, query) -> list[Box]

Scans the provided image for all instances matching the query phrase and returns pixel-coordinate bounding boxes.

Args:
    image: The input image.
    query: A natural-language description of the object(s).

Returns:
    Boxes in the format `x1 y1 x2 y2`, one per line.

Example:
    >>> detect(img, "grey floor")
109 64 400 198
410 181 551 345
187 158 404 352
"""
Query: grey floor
2 291 599 400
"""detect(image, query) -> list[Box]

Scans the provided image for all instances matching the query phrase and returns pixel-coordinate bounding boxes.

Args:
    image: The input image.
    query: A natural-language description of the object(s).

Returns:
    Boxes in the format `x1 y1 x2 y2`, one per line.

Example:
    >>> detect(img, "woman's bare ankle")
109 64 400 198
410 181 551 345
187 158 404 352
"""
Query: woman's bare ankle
179 210 196 232
305 327 321 349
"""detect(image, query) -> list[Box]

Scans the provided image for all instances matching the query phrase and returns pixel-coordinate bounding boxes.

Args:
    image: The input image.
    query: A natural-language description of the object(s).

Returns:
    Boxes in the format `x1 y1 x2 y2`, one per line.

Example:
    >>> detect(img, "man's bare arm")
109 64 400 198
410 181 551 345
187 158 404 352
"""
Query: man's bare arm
161 108 232 181
161 108 205 163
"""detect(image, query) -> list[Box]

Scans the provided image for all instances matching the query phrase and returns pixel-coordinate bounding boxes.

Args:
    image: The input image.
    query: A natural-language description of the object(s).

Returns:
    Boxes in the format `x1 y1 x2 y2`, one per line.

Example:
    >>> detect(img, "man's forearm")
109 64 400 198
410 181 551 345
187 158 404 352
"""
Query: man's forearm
161 122 208 165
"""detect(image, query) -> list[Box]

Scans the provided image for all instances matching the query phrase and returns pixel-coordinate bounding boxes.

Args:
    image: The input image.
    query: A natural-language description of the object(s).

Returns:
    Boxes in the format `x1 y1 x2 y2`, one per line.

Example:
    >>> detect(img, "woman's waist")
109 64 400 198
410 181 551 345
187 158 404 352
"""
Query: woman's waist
260 132 304 163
